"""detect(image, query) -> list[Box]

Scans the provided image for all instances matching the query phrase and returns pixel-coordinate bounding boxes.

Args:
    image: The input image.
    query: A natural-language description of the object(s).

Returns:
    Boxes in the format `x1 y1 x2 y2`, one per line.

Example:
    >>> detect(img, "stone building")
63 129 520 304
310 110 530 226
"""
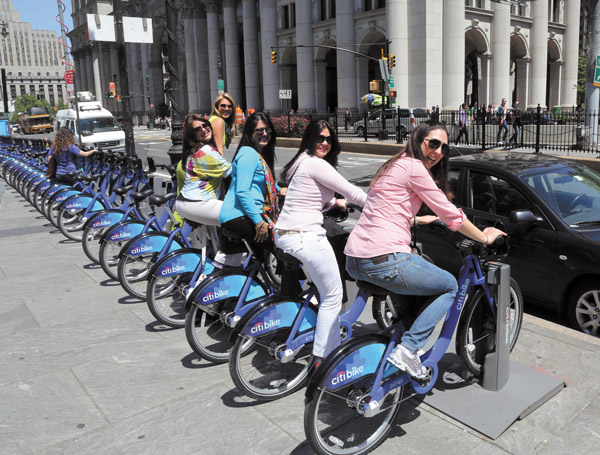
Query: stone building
0 0 67 112
67 0 580 124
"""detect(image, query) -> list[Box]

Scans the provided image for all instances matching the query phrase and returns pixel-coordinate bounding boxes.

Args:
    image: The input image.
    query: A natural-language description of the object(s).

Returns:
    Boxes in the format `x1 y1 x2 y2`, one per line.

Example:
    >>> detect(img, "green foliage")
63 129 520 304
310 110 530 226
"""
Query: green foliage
576 50 585 105
10 94 67 123
270 115 310 138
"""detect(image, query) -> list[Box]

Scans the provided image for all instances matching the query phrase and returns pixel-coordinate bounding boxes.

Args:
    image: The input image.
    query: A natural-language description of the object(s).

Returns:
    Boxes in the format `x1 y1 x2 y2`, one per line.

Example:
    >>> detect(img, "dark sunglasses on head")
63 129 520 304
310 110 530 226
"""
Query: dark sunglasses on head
253 127 272 136
317 135 332 145
423 138 450 156
219 103 233 109
193 123 211 133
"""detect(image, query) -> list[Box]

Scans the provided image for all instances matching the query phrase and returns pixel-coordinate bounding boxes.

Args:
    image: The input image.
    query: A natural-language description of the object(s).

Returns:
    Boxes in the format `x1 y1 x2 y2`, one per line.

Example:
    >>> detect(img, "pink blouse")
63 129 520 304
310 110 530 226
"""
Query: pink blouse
345 155 466 257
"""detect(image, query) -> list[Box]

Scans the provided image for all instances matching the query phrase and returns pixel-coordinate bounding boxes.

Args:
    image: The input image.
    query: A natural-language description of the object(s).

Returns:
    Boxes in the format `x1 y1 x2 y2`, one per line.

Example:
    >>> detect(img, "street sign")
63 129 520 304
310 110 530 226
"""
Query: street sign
594 55 600 88
389 76 395 88
279 89 292 99
217 79 224 94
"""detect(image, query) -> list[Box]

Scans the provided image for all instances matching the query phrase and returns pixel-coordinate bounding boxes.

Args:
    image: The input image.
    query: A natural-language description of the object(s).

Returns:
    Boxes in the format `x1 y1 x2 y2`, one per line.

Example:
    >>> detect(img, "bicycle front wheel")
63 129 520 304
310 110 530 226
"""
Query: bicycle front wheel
456 279 523 377
304 338 404 455
146 272 193 327
229 325 312 401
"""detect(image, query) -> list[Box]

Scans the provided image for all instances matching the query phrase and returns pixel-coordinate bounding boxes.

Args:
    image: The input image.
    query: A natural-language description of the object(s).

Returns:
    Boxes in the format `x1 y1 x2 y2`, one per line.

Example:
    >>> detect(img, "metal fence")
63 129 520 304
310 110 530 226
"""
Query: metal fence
265 105 600 154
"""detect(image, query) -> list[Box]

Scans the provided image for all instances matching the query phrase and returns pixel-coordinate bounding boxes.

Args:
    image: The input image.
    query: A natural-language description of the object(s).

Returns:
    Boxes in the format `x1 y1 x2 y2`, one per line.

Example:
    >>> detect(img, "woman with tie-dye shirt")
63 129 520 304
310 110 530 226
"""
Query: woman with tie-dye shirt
175 114 232 226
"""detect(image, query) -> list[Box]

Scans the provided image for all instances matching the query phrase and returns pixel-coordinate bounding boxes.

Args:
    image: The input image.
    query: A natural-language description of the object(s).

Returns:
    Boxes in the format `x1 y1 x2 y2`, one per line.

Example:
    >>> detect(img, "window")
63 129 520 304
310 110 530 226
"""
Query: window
468 172 532 217
282 5 289 29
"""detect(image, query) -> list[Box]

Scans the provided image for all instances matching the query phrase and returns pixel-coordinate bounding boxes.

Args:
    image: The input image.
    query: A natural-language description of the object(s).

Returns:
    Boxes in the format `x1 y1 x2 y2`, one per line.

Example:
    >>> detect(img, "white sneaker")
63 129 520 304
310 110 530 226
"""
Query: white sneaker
387 344 427 379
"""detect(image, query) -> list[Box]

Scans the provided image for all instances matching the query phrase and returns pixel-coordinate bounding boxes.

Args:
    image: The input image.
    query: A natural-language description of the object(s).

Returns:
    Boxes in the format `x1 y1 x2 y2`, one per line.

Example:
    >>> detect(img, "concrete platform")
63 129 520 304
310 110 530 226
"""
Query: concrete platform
1 179 600 455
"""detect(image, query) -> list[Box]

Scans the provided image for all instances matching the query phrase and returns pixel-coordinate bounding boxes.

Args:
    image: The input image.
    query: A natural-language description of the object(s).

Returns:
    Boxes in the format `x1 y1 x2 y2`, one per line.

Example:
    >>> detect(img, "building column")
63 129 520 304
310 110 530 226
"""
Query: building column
91 43 103 105
206 0 221 101
442 0 465 109
184 10 199 112
480 53 491 107
242 0 261 110
561 0 580 107
259 0 278 111
193 8 211 114
295 0 315 111
314 61 327 112
140 43 151 121
528 0 548 109
78 49 89 92
491 1 511 105
515 56 530 106
73 52 83 93
387 0 408 107
279 65 293 111
86 50 95 97
148 30 165 115
356 56 369 107
223 0 242 106
335 0 357 110
549 61 562 109
129 44 144 122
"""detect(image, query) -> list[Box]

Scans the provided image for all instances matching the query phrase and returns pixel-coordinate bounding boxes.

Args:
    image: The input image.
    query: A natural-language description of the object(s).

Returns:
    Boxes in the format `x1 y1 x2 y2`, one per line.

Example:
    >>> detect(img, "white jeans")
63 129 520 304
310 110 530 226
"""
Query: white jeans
275 229 343 358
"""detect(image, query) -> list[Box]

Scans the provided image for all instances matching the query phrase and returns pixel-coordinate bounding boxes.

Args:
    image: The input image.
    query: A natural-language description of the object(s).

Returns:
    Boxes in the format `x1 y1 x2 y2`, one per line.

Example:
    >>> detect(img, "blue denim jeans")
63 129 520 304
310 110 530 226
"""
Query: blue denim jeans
346 253 458 351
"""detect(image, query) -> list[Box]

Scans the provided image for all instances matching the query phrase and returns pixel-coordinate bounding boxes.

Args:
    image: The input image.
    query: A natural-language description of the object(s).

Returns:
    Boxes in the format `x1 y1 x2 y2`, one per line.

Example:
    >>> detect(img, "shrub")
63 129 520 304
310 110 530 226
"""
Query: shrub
270 115 310 138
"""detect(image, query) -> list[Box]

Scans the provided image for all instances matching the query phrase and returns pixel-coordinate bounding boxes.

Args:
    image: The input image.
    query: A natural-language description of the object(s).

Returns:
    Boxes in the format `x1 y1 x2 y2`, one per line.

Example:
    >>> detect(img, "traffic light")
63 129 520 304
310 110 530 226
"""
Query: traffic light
388 54 396 68
390 90 397 98
271 50 277 64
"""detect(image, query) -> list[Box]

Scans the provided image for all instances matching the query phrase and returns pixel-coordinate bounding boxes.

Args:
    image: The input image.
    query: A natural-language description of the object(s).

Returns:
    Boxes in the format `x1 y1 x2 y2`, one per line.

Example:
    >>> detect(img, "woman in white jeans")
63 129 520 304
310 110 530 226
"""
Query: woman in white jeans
275 120 367 367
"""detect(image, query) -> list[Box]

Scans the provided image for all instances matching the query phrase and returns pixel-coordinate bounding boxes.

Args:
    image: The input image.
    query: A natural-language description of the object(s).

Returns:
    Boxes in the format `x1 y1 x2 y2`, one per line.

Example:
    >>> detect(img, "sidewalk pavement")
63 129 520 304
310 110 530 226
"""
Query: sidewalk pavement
1 179 600 455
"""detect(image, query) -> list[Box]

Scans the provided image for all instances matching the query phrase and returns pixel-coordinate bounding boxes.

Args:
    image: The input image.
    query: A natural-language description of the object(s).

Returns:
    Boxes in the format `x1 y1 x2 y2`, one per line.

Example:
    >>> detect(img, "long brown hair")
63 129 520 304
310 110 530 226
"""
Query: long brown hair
370 120 453 199
181 114 217 167
51 127 76 155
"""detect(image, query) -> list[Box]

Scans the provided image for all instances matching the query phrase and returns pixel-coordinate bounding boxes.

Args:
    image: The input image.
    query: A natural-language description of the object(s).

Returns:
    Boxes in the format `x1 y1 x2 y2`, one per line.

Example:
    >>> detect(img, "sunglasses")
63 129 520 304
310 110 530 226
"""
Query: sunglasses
253 127 272 136
193 123 211 133
317 135 332 145
423 138 450 156
219 103 233 109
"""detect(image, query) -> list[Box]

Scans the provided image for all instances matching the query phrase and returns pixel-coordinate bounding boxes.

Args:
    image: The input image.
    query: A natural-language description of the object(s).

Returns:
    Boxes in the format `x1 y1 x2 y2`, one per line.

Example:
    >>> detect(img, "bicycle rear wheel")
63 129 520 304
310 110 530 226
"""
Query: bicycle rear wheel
57 208 86 241
99 239 124 280
304 337 404 455
117 253 156 300
146 272 193 327
229 326 312 401
82 226 107 263
456 279 523 377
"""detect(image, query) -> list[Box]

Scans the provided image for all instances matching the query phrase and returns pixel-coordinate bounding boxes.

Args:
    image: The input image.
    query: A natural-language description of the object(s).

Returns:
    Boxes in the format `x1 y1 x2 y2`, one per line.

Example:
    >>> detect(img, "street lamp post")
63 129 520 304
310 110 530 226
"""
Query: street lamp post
165 0 184 165
1 21 9 115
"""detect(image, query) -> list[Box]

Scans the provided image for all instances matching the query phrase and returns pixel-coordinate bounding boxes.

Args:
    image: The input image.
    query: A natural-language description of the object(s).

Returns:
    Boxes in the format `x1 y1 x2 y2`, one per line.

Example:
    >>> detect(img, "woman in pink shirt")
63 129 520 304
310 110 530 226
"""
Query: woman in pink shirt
275 120 367 367
345 120 505 379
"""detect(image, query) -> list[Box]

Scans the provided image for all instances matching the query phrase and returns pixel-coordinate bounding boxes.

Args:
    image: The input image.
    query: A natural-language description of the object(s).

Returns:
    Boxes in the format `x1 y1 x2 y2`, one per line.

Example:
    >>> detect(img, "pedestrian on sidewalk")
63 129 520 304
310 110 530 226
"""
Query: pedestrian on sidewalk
496 98 509 145
508 101 521 146
455 103 469 145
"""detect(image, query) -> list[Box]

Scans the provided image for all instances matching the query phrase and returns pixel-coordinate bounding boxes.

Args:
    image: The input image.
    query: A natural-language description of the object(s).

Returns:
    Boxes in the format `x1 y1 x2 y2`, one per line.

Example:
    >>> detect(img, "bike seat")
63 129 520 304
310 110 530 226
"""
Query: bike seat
356 280 390 297
275 247 302 266
129 189 154 202
148 192 176 206
113 184 135 196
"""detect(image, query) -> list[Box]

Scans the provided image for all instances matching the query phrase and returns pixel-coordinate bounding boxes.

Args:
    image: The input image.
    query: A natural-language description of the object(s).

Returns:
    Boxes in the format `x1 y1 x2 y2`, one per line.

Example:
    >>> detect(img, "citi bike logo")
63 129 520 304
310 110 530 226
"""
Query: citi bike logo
456 278 471 311
250 319 281 334
92 219 112 228
131 245 153 255
202 289 229 303
332 365 365 385
110 231 132 241
161 264 186 276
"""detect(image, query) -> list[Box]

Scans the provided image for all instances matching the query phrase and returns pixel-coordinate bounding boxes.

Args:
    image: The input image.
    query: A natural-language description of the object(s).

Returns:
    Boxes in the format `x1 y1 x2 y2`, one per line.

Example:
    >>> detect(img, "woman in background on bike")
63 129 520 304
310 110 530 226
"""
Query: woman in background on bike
219 112 299 294
275 120 367 367
344 120 505 379
209 93 236 157
46 127 96 184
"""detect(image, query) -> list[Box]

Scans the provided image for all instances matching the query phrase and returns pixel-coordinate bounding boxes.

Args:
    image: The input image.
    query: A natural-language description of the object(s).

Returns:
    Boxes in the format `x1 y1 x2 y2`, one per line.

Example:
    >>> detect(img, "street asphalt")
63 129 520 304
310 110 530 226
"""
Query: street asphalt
1 142 600 454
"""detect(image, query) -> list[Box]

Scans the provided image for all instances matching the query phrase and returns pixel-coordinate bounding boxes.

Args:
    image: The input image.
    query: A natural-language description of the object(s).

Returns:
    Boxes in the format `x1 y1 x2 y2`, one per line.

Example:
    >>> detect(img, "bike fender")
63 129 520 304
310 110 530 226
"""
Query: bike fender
148 248 203 277
119 231 180 259
29 175 46 187
241 299 317 338
35 180 52 193
305 334 389 400
100 220 145 243
51 188 80 204
83 209 126 230
61 194 105 212
185 269 267 311
44 184 69 198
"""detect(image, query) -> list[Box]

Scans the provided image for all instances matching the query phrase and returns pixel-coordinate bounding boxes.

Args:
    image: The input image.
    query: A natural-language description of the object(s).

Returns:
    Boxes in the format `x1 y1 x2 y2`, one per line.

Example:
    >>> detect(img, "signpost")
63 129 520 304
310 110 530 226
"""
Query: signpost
217 79 225 94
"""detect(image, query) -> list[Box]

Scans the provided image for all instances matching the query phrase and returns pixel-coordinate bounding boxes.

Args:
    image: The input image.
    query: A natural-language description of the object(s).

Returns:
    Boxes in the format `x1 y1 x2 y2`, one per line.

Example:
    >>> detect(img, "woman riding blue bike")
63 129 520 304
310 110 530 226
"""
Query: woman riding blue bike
345 120 506 379
275 120 366 367
47 127 96 184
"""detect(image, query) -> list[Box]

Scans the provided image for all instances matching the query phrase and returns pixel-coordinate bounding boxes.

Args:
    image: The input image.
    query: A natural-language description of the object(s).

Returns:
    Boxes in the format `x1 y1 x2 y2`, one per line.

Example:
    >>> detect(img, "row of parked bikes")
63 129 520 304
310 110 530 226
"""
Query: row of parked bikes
0 139 524 455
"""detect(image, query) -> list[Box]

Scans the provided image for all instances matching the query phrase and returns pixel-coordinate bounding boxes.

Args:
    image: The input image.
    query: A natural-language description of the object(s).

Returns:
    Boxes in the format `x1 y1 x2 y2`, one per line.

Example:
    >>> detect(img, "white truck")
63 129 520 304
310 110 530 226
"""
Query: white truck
55 98 125 152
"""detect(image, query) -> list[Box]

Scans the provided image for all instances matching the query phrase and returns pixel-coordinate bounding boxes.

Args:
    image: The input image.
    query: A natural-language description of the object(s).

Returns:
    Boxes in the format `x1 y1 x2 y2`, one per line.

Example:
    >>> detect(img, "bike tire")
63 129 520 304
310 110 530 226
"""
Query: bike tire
229 304 313 401
185 302 238 364
82 226 107 264
304 336 404 455
99 239 125 280
455 279 523 377
57 207 86 241
146 272 193 327
117 252 156 300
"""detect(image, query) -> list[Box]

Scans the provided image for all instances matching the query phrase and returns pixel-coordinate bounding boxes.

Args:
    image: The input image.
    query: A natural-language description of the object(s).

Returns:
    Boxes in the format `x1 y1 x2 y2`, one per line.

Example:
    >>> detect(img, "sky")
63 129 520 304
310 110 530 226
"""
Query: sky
11 0 74 39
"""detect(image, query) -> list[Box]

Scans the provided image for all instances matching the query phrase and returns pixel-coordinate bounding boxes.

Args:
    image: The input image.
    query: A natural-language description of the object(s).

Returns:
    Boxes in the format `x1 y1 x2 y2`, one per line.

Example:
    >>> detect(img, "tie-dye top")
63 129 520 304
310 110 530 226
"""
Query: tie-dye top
180 144 232 201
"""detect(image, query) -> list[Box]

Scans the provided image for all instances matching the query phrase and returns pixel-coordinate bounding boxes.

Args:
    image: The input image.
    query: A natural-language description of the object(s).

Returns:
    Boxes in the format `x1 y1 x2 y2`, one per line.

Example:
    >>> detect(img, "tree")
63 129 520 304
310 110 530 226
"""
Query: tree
10 95 67 123
577 50 586 106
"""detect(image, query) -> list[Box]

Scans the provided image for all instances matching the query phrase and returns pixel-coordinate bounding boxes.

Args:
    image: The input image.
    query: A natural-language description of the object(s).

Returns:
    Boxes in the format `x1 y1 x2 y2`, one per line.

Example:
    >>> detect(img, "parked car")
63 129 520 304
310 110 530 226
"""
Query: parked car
353 108 429 138
416 152 600 337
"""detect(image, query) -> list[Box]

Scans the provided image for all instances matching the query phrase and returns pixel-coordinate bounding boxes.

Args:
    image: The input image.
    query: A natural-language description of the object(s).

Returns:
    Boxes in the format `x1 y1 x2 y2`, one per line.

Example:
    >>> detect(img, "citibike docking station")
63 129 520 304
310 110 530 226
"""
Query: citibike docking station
422 262 565 439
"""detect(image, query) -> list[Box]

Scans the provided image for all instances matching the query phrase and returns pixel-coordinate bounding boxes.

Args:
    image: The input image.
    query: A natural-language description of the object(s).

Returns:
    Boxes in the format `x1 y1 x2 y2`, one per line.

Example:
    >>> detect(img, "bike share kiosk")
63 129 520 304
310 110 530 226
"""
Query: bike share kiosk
482 261 511 391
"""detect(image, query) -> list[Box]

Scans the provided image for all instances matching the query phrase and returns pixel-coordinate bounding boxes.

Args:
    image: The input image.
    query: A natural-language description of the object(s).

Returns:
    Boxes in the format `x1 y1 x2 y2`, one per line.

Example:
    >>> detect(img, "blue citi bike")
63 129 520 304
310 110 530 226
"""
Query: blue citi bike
301 218 524 455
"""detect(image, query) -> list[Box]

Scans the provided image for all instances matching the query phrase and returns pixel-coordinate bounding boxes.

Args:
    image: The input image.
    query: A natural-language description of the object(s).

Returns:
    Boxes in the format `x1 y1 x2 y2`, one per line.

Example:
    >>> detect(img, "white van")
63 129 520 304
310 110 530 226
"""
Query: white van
54 101 126 152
